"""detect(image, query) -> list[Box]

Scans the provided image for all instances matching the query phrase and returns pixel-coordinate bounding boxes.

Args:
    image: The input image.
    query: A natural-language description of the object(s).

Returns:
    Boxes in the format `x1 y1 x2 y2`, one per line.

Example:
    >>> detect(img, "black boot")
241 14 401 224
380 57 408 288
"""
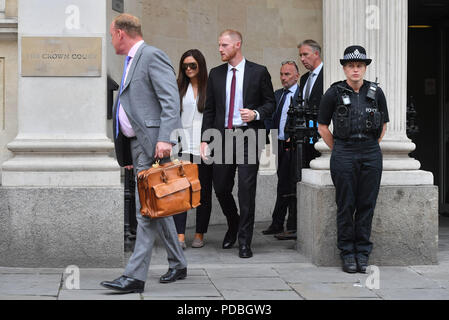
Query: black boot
342 256 357 273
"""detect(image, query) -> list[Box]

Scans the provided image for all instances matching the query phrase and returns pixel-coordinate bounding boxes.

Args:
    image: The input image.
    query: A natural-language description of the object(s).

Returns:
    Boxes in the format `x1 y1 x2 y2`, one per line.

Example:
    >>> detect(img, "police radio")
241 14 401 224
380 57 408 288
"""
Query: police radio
365 78 382 135
366 77 378 101
333 85 353 139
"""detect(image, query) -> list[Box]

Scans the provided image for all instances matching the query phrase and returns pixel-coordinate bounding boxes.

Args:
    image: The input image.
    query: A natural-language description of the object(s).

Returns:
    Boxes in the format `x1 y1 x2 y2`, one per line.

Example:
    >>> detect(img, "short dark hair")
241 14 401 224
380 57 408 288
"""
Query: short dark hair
298 39 322 57
113 14 142 38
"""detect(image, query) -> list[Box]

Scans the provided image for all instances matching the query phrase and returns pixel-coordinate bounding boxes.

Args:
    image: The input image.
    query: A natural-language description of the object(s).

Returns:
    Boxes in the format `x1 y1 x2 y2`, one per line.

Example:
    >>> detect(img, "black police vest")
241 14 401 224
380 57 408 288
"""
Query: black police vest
332 81 383 140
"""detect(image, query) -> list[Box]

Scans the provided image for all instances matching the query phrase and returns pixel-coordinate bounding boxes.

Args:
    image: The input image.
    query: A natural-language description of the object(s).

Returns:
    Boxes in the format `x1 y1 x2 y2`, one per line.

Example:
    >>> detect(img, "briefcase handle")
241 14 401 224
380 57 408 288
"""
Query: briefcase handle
159 160 186 183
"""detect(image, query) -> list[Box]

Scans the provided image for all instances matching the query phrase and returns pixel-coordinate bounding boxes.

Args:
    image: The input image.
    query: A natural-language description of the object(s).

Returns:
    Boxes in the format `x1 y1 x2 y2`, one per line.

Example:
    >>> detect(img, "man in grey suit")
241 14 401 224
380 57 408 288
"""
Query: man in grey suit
101 14 187 294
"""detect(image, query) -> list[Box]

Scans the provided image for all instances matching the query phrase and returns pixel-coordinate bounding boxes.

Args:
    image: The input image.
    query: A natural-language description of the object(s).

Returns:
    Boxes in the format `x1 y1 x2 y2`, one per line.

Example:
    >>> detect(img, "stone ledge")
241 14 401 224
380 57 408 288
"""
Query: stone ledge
298 182 439 266
302 169 434 186
0 187 124 268
0 17 17 37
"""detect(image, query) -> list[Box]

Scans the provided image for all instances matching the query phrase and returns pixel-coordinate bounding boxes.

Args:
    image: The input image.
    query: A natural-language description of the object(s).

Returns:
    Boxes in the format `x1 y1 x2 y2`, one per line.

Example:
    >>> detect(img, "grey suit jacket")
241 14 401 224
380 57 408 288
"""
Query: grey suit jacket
113 43 182 167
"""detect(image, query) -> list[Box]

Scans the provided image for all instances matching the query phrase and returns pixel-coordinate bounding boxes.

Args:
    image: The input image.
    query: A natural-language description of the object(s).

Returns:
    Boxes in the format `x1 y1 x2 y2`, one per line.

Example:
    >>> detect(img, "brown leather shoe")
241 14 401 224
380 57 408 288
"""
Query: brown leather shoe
274 230 297 240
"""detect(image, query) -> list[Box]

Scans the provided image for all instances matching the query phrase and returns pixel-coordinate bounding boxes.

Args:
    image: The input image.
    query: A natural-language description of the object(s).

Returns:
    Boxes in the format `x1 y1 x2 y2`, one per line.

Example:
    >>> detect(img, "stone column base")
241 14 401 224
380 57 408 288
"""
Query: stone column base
0 187 124 268
298 180 438 266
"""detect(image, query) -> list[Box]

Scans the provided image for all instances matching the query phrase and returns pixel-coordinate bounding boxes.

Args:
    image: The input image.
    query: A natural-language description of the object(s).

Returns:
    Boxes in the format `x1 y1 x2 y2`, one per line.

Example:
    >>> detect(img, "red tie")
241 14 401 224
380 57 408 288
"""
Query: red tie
227 68 237 129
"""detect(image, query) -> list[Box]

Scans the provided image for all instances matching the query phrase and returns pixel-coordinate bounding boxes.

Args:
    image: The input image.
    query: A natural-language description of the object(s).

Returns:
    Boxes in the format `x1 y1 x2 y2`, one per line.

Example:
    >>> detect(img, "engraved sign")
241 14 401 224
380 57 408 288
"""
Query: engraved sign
0 58 4 130
112 0 124 13
21 37 102 77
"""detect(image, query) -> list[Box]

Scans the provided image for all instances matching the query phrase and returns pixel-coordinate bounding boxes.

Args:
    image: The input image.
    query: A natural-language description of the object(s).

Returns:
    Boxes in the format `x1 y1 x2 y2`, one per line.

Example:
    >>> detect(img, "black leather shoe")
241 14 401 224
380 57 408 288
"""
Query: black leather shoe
342 256 357 273
159 267 187 283
239 245 253 258
222 230 237 249
356 256 369 273
100 275 145 293
262 225 283 235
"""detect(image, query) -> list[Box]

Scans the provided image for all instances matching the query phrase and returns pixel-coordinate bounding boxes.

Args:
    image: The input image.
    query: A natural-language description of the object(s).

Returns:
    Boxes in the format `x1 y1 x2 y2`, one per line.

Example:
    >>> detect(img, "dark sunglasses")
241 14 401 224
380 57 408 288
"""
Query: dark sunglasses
182 63 198 70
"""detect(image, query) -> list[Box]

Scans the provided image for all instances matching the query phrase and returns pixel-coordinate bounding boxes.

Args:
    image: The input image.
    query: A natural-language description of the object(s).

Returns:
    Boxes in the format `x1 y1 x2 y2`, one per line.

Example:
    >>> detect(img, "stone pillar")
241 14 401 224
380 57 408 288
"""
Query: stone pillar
298 0 438 266
0 0 123 267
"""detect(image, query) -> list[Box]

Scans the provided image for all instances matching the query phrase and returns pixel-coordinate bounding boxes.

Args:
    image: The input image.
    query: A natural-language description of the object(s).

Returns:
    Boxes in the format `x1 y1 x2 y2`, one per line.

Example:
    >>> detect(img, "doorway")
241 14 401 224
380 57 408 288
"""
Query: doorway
408 0 449 214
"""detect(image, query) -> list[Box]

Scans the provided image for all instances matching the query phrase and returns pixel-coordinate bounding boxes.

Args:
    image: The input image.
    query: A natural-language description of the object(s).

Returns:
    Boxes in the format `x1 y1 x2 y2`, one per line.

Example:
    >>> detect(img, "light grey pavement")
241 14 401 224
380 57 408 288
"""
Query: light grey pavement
1 216 449 300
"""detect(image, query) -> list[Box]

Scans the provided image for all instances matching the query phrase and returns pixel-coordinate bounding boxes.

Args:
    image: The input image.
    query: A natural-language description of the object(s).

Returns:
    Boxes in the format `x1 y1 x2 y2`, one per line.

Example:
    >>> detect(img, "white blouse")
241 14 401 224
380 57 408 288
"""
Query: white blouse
180 83 203 156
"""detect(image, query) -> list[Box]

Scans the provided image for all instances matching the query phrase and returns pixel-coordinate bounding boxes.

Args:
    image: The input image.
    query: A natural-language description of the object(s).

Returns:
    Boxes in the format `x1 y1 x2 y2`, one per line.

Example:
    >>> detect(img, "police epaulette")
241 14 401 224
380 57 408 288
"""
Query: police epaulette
330 80 344 87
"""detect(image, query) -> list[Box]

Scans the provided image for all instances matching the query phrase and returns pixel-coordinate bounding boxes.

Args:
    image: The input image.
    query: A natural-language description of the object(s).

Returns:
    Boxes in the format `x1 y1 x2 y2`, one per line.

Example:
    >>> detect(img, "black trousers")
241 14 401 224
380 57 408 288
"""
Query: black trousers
271 140 297 231
173 153 214 234
330 139 382 260
213 128 262 247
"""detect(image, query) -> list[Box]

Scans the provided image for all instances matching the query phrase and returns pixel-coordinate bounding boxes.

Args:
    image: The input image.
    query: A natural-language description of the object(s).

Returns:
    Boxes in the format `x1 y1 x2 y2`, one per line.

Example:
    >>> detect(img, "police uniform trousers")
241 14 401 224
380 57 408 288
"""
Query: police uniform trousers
123 138 187 282
330 138 382 260
271 140 297 231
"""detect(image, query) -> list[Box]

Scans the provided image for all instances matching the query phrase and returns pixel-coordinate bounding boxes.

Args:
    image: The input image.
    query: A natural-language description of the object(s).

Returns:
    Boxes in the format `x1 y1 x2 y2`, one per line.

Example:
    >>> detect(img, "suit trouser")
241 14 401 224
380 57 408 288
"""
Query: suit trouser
123 138 187 282
173 153 214 234
330 139 382 260
271 140 297 231
213 128 261 247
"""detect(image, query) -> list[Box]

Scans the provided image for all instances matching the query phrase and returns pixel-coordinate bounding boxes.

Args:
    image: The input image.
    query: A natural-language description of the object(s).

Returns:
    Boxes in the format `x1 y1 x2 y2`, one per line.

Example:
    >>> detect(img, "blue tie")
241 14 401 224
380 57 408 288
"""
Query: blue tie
274 89 289 130
116 55 132 139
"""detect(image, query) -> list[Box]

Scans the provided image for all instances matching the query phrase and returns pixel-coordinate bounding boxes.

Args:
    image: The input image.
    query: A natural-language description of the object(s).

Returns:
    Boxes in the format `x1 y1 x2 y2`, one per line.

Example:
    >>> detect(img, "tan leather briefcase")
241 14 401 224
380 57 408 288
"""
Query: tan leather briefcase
137 159 201 218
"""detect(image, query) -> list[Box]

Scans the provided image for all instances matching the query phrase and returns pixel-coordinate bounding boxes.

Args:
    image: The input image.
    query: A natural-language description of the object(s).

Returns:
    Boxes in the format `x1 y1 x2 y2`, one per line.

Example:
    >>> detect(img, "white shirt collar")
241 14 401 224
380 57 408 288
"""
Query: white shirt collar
310 62 323 77
228 58 246 72
127 40 144 58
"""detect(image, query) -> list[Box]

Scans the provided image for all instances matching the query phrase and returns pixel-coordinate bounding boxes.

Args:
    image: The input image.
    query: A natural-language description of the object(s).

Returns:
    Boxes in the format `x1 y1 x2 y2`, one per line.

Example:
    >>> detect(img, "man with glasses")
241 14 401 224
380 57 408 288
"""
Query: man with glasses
262 61 300 238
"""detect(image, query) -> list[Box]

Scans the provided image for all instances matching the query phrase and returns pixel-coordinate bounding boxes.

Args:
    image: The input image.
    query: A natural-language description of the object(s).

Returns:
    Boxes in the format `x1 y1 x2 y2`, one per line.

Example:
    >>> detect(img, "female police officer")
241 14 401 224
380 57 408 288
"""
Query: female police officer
317 46 388 273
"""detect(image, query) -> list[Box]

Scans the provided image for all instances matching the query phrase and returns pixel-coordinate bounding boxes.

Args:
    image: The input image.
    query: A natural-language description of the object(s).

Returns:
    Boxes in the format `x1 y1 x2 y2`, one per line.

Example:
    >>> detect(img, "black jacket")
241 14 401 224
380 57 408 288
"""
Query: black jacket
201 60 275 141
299 66 324 110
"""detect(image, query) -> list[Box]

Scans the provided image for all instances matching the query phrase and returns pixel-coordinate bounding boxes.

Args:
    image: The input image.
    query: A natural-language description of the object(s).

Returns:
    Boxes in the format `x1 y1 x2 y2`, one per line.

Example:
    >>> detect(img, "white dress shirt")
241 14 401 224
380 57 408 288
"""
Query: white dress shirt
180 83 203 156
225 58 246 127
278 84 298 140
302 62 323 100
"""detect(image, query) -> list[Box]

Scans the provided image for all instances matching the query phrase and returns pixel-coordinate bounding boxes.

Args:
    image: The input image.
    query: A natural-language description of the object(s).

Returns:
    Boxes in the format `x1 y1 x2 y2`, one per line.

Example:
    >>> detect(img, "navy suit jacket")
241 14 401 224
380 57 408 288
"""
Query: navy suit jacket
299 67 324 110
265 84 300 138
201 60 275 142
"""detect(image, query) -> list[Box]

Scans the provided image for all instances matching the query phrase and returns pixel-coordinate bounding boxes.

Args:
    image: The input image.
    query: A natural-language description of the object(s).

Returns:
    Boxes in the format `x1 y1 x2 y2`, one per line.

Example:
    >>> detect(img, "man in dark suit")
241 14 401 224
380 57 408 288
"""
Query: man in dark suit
101 14 187 294
201 29 275 258
296 39 323 168
272 39 323 241
262 61 300 237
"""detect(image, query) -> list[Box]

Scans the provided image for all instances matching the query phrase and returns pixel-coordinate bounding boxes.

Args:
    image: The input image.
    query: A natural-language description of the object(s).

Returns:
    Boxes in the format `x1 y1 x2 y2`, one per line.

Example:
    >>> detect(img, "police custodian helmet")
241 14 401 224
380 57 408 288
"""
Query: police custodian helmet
340 45 372 66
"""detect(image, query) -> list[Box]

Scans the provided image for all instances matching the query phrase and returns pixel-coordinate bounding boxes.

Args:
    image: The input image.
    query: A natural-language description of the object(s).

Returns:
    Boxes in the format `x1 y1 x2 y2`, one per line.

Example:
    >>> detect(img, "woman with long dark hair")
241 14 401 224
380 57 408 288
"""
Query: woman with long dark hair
173 49 213 249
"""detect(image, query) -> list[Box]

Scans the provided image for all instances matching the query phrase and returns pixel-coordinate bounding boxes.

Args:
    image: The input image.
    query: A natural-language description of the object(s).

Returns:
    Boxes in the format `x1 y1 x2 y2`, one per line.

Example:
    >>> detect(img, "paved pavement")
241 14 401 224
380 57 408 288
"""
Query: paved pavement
1 216 449 300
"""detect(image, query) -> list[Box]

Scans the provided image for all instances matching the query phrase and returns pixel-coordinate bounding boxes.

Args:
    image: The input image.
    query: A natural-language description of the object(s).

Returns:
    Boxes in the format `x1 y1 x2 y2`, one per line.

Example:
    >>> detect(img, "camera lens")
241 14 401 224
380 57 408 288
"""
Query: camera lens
337 106 348 116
